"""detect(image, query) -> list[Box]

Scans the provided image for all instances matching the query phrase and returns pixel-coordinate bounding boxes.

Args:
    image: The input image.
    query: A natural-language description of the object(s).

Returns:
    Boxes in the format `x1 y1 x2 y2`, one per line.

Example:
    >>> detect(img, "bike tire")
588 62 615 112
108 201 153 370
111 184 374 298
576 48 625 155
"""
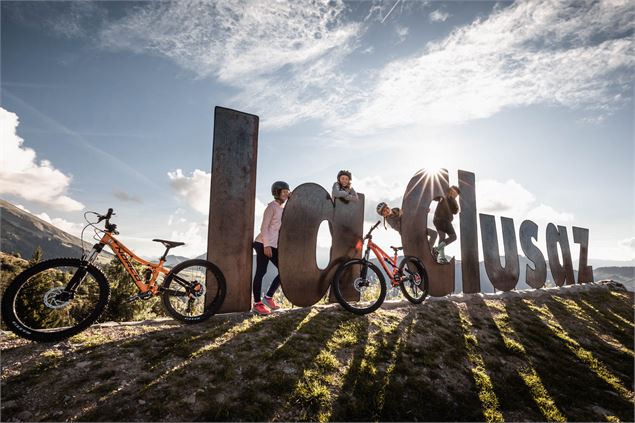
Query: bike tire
332 259 386 315
1 258 110 343
398 256 429 304
161 259 226 323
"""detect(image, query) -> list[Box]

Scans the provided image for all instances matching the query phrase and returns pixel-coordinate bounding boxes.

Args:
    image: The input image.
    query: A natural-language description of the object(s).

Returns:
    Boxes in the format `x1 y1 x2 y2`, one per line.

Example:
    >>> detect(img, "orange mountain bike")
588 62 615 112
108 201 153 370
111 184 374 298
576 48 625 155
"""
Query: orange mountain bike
332 220 429 315
1 208 226 343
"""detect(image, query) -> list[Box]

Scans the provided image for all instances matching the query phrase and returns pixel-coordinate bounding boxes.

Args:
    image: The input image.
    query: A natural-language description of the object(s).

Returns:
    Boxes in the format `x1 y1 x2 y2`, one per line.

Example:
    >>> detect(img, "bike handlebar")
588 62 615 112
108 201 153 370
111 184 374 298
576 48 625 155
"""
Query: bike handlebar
364 220 382 239
96 208 118 234
97 208 114 222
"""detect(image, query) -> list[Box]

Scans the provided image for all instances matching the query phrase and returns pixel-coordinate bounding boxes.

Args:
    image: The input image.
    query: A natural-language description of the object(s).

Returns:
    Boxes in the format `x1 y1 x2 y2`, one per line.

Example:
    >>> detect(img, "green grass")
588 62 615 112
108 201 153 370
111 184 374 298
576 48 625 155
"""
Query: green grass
1 286 633 422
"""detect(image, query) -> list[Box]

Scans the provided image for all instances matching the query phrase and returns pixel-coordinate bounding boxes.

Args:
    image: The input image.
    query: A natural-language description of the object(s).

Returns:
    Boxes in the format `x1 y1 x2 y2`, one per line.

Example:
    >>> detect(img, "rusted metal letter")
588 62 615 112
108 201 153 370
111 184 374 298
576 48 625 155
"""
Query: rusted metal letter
207 107 258 312
328 193 365 303
546 223 575 286
573 226 594 284
519 220 547 288
401 168 454 296
277 183 364 307
458 170 480 294
479 215 519 291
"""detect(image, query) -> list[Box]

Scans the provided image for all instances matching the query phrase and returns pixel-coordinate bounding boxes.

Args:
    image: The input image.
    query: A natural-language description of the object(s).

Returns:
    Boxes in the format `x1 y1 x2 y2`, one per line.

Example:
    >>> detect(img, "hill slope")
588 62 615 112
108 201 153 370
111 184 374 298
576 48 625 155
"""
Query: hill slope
0 199 112 262
1 283 633 422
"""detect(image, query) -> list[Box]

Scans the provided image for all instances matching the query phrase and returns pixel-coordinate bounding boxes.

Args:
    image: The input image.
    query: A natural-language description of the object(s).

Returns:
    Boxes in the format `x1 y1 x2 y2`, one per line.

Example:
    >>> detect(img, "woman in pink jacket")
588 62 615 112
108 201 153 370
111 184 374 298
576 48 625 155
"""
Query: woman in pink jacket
252 181 290 315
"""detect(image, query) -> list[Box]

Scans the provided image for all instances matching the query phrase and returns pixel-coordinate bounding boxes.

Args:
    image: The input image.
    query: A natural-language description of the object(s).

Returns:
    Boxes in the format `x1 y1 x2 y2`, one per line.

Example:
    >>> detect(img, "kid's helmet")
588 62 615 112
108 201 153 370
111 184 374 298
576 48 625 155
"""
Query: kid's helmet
271 181 290 198
337 170 352 181
376 202 388 215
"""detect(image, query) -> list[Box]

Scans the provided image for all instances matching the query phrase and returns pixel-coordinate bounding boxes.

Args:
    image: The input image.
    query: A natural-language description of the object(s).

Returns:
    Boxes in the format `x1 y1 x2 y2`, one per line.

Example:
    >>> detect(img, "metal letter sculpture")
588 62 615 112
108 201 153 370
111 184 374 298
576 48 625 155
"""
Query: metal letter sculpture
458 170 480 293
206 107 594 310
277 183 364 306
480 215 520 291
401 168 454 296
519 220 547 288
546 223 576 286
207 107 259 313
573 226 593 284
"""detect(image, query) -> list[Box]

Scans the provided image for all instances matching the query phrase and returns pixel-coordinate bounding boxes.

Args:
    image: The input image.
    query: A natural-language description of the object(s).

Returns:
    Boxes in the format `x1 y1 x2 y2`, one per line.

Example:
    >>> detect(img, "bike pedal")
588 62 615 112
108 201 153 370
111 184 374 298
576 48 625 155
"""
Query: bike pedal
125 291 153 303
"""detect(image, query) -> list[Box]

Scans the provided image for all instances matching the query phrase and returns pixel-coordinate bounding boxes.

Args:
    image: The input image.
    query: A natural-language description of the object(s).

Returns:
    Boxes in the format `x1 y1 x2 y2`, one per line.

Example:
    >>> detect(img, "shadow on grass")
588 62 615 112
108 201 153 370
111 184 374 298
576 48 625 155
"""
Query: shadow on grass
572 292 634 348
2 312 254 421
377 301 484 422
465 296 546 422
329 311 408 421
79 308 319 422
197 307 350 421
502 296 634 422
545 295 634 384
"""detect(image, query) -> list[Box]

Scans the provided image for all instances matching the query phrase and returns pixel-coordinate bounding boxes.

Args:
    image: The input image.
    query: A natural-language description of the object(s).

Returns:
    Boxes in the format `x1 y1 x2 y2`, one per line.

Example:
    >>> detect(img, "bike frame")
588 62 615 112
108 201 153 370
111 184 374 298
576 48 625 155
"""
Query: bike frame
364 239 401 287
89 232 170 295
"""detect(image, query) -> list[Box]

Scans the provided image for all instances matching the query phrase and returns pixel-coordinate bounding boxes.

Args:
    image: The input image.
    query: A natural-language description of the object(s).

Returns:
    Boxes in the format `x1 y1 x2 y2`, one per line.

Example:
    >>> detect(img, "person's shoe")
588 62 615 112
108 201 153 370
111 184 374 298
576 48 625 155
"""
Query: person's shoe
253 301 271 316
262 296 280 311
437 257 449 264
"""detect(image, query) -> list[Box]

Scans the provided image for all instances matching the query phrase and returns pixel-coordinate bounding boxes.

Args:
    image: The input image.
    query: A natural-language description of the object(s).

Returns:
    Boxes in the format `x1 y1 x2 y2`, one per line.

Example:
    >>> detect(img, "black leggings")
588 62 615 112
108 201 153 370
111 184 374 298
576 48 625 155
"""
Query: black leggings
252 241 281 302
433 219 457 246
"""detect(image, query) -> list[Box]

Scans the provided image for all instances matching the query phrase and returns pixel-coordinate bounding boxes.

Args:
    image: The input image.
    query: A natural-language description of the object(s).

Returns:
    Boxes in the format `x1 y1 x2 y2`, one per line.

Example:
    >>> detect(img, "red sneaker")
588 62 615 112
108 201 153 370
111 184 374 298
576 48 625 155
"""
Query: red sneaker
253 301 271 316
262 296 280 311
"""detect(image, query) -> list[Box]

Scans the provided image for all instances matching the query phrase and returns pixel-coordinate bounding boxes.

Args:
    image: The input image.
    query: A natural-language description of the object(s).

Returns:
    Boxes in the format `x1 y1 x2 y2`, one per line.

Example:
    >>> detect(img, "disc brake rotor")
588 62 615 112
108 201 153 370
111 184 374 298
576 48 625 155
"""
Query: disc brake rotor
179 281 206 304
43 287 71 309
353 277 369 292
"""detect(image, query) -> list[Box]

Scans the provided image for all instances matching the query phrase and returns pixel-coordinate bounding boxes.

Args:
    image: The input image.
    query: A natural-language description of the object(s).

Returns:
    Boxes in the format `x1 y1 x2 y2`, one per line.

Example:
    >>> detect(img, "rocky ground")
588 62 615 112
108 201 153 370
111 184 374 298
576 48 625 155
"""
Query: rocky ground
1 282 633 422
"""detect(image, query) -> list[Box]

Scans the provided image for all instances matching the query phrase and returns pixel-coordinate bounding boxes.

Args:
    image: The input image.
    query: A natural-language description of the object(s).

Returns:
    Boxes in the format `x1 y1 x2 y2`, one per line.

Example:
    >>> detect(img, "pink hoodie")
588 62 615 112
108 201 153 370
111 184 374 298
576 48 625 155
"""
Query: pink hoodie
254 200 284 248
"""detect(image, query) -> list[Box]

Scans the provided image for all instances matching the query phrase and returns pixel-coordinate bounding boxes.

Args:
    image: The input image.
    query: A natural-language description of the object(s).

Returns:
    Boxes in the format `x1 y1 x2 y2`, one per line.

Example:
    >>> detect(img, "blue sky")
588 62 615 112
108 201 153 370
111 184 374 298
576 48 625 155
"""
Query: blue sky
1 0 633 264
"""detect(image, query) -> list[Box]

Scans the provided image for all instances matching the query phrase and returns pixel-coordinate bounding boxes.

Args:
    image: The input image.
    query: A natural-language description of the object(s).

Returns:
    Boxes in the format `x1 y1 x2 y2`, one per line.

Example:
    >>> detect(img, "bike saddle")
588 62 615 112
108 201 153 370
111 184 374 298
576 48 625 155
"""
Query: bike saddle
390 246 403 252
152 239 186 248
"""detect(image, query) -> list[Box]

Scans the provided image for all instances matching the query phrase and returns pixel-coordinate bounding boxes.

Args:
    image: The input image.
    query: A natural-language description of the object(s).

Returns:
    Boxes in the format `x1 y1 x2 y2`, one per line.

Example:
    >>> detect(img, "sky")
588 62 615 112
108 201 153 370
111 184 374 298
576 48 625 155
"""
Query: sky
1 0 633 265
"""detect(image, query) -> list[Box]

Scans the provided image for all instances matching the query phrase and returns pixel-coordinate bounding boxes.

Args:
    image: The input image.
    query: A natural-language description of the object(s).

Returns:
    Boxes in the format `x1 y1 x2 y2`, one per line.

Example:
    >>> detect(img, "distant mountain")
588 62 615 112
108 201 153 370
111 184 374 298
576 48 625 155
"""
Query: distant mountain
582 258 635 268
594 266 635 292
0 199 112 262
163 254 192 268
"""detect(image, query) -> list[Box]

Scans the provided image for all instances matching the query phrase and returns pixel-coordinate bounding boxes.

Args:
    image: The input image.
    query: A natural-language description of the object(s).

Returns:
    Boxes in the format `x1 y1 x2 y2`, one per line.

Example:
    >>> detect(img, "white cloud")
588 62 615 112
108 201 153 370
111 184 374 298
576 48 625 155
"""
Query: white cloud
168 168 268 239
14 204 84 235
167 169 211 215
526 204 574 224
477 179 536 215
476 179 573 226
35 212 84 235
338 0 634 133
169 220 208 258
113 190 143 204
395 25 409 43
0 107 84 211
51 0 632 133
619 237 635 251
99 0 362 129
429 9 450 22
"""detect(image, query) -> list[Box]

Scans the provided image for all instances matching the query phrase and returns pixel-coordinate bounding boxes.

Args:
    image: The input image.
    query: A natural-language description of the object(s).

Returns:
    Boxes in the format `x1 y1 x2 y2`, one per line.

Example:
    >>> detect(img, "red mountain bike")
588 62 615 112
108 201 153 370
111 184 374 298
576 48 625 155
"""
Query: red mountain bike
332 220 429 315
1 208 226 343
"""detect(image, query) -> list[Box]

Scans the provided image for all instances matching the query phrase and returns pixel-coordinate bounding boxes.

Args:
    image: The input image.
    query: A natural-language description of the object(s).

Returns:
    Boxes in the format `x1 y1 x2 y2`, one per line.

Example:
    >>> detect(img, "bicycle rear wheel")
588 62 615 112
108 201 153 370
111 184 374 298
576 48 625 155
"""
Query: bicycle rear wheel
398 256 429 304
1 258 110 343
161 259 226 323
332 259 386 315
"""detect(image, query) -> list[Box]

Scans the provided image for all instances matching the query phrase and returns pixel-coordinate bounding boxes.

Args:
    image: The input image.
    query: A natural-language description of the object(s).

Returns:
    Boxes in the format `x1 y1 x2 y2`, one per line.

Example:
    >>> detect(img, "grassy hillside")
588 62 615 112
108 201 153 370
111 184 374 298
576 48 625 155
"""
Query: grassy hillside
0 199 112 263
1 283 633 422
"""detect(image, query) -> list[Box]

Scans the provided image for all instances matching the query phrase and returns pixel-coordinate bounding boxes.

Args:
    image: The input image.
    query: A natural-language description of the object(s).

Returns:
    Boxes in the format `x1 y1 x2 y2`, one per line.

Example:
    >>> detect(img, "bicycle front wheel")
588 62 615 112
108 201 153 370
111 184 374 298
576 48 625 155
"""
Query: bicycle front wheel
161 259 226 323
1 258 110 343
332 259 386 315
398 256 429 304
